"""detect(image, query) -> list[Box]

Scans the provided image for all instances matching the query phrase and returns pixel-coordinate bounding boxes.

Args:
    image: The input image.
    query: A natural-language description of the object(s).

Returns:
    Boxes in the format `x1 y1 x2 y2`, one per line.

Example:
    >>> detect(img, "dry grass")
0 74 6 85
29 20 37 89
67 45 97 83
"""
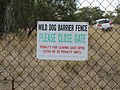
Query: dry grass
0 25 120 90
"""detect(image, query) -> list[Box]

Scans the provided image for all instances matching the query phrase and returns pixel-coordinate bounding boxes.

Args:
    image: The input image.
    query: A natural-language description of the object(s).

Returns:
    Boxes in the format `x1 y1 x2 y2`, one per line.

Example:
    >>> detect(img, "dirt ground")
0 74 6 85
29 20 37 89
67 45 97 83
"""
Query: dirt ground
0 24 120 90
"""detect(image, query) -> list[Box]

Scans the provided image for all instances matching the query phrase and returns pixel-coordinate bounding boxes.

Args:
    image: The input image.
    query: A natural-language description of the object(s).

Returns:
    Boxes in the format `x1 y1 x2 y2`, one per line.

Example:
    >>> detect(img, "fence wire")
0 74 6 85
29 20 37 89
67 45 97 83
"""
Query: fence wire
0 0 120 90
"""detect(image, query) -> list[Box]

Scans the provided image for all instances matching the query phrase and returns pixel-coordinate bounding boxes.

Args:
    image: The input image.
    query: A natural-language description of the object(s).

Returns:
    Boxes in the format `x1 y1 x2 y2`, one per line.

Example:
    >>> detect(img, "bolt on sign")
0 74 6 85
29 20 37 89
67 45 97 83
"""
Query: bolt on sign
37 21 88 61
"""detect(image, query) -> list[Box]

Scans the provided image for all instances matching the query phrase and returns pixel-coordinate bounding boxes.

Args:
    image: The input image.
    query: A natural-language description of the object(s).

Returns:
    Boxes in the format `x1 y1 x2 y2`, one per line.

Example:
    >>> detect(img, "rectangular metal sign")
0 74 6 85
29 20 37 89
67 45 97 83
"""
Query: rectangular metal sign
37 21 88 60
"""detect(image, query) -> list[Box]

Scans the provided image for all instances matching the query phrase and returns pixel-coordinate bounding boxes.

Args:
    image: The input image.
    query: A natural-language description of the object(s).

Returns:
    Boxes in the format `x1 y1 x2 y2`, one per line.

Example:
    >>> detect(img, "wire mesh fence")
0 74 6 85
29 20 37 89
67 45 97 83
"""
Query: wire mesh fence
0 0 120 90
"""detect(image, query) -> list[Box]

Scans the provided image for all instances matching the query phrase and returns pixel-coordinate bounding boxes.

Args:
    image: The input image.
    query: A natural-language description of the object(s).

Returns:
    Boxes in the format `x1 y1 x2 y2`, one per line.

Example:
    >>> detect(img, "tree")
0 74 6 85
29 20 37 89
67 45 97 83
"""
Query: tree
114 3 120 24
1 0 80 37
0 0 5 37
76 7 104 24
51 0 77 21
11 0 77 37
104 11 115 19
4 0 15 33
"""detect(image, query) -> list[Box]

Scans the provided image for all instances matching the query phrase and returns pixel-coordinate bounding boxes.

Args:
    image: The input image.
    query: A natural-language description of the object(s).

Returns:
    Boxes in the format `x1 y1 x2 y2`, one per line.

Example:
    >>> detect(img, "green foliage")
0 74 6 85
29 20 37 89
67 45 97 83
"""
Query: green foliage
11 0 77 36
76 7 104 24
104 11 115 19
51 0 77 21
0 0 5 36
1 0 119 37
114 4 120 24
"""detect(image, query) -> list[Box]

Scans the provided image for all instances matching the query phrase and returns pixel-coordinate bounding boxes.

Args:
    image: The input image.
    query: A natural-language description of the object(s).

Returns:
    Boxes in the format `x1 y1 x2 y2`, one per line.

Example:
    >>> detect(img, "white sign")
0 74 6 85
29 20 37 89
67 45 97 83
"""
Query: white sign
37 21 88 60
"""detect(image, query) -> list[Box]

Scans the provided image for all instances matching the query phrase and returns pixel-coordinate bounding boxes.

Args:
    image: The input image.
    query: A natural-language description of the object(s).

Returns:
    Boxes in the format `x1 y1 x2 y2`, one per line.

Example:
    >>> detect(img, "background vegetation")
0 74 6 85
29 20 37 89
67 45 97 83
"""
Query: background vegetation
0 0 120 37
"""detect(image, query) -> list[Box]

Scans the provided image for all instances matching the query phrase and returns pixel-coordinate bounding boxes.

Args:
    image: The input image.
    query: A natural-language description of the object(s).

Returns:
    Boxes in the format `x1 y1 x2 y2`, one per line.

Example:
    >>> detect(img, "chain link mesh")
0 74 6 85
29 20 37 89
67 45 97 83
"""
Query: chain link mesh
0 0 120 90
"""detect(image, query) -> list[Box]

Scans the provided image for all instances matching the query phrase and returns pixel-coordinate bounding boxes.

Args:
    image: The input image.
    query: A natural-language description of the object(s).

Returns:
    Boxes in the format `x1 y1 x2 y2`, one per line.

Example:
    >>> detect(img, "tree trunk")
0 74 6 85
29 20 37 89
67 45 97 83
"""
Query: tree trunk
4 1 14 33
